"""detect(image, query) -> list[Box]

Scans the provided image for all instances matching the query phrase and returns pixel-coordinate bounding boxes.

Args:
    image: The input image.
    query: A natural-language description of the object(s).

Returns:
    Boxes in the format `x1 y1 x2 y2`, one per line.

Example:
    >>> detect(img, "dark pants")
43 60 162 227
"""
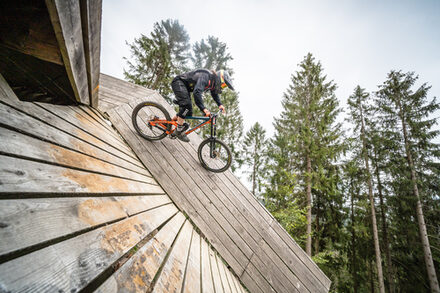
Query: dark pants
171 79 192 118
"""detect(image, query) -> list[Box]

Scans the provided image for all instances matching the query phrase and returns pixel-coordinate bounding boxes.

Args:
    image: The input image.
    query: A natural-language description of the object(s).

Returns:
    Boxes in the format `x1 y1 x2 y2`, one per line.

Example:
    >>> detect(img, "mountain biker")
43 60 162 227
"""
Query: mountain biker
171 69 234 142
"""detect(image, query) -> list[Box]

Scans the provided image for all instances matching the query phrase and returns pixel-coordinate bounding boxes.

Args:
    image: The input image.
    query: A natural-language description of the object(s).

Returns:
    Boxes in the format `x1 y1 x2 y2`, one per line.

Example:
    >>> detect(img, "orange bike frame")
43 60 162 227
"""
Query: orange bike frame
148 115 212 136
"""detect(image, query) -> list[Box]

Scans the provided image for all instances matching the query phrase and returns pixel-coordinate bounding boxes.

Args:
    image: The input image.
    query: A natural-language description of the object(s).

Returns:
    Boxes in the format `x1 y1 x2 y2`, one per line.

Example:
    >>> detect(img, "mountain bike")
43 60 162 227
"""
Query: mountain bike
131 101 232 173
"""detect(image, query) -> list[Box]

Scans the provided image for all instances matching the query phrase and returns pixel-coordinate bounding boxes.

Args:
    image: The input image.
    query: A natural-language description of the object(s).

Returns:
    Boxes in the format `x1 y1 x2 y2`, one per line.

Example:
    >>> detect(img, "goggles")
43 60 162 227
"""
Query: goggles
220 71 227 88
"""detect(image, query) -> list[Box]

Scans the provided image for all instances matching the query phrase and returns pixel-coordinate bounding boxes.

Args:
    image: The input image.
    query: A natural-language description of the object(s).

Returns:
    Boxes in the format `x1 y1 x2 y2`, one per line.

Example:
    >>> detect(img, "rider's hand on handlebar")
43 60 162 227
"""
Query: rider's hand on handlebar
219 105 226 114
203 108 211 117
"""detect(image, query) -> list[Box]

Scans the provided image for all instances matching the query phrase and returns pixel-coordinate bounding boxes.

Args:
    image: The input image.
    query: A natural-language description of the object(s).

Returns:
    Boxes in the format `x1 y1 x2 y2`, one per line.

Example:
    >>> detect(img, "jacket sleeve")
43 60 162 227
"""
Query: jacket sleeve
193 74 209 111
210 90 222 106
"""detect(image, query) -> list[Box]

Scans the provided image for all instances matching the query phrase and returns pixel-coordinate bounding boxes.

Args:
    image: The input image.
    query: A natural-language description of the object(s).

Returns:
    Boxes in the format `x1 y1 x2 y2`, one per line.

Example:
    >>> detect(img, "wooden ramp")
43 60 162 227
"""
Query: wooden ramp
99 74 331 292
0 74 247 292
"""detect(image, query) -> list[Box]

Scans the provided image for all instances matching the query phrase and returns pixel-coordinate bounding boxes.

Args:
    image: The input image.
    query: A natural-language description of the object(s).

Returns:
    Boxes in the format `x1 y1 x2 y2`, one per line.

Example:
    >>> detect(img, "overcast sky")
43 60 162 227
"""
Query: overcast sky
101 0 440 137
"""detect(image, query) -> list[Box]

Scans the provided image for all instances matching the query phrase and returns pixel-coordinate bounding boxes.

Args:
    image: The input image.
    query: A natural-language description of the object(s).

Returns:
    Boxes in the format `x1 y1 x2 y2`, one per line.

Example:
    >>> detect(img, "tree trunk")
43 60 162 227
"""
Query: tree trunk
350 180 358 293
314 197 320 255
306 154 312 256
360 107 385 293
398 103 440 293
373 150 395 293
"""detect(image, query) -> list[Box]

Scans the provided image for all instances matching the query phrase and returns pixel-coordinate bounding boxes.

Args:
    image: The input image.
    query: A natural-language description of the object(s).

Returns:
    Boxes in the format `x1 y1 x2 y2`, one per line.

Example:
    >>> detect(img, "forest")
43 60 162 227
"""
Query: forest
123 19 440 292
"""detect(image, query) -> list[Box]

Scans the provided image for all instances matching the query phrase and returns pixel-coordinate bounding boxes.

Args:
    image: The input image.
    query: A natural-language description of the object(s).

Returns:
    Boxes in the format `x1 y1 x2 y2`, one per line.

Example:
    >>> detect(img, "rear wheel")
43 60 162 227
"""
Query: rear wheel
197 138 232 173
132 101 171 141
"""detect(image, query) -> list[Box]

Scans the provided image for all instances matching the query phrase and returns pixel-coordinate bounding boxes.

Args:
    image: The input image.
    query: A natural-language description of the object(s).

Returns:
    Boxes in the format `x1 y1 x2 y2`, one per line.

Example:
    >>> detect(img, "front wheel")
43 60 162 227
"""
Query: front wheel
197 138 232 173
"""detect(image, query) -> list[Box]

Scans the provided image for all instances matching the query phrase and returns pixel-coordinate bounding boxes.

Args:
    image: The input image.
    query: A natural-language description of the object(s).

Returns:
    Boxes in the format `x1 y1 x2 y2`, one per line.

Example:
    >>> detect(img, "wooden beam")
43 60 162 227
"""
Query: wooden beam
45 0 90 105
80 0 102 108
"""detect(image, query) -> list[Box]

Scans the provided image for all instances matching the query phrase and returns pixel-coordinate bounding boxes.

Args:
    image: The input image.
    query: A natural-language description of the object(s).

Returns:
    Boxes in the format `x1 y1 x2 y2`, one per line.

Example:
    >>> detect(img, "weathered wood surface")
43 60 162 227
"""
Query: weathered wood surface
0 195 170 259
201 239 215 292
182 229 201 293
0 154 163 194
37 102 136 158
45 0 90 105
79 0 102 108
0 93 145 171
0 204 178 292
96 212 186 293
0 127 155 185
152 220 193 292
99 75 331 292
98 73 157 112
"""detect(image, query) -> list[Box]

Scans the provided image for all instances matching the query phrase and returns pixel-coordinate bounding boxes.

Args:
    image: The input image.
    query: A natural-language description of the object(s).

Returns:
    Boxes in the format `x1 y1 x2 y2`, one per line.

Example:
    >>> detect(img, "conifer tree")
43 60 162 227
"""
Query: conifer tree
192 36 234 73
243 122 268 197
124 19 190 102
347 86 385 293
266 53 344 256
376 71 440 292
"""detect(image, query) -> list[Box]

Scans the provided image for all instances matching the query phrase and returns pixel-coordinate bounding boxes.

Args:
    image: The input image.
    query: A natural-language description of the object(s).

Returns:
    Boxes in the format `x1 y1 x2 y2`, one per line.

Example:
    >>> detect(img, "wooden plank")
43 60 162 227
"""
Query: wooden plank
0 127 156 185
113 195 171 216
209 245 224 293
0 102 148 176
69 105 122 142
79 104 116 135
270 220 331 290
0 197 125 257
224 264 241 293
217 255 234 293
107 107 247 275
0 196 170 258
240 265 271 293
229 269 246 293
250 250 298 293
45 0 90 104
80 0 102 108
0 155 163 194
182 230 201 293
0 204 178 292
37 102 136 158
96 212 186 293
0 74 18 102
201 239 215 293
152 220 193 293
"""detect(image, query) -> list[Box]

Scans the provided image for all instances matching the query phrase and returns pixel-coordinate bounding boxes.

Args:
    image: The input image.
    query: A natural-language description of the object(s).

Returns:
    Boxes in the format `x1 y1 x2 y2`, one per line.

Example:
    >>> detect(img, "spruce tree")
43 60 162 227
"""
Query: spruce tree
191 36 234 73
124 19 190 102
376 71 440 292
266 53 344 256
347 86 385 293
243 122 268 197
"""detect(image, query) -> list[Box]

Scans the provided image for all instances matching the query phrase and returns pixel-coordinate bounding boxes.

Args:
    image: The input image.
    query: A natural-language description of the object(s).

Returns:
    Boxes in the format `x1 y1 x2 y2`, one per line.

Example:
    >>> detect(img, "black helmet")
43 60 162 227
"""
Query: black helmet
216 70 234 91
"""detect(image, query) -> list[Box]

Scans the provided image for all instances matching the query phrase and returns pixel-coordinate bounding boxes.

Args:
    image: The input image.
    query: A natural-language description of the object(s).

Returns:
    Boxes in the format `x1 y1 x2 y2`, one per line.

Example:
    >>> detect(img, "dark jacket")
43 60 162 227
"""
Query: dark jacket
174 69 222 111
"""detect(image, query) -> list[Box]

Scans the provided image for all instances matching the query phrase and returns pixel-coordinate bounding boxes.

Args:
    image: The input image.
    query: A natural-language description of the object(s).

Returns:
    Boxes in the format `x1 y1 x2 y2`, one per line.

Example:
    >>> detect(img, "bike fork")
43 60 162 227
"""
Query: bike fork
210 117 217 158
